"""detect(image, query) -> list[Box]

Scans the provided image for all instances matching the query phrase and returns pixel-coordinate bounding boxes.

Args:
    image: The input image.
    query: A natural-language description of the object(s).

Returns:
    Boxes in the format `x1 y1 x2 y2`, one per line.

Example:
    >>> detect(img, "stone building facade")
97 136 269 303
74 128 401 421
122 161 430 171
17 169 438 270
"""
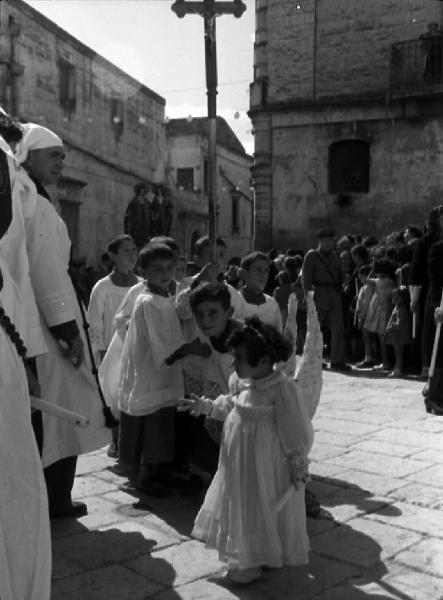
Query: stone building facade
250 0 443 251
166 117 254 259
0 0 166 264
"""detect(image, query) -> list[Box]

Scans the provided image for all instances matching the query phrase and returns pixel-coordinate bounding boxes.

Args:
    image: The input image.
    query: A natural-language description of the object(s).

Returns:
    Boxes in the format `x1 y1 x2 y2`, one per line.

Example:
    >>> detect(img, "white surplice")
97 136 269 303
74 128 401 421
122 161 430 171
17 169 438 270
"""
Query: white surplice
0 137 46 358
25 192 109 467
0 257 51 600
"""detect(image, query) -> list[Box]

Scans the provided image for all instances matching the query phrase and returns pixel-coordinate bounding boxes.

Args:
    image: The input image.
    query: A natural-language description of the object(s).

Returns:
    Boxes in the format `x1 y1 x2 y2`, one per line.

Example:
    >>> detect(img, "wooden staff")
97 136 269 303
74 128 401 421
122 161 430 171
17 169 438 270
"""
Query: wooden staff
353 278 359 327
429 290 443 378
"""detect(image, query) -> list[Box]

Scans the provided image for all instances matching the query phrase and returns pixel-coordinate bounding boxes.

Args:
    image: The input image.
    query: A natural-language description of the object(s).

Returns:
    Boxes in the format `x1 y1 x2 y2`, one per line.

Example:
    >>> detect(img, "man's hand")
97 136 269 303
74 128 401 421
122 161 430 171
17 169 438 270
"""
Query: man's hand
59 335 84 369
435 307 443 324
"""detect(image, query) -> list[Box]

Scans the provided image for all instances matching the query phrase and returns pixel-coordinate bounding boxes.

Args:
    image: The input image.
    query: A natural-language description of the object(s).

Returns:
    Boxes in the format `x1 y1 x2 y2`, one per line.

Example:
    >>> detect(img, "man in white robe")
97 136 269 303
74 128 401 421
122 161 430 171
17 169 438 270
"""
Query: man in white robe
15 123 109 518
0 127 51 599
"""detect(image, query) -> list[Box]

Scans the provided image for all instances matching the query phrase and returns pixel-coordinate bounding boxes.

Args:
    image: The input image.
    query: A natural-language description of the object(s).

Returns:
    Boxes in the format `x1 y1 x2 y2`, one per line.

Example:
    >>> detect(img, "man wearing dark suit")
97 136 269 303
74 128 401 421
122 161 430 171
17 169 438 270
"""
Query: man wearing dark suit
302 229 351 371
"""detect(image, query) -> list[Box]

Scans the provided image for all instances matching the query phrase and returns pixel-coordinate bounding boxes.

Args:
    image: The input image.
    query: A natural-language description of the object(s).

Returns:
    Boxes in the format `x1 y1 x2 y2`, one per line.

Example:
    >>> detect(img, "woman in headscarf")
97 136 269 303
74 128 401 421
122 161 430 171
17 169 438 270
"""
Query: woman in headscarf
15 123 109 518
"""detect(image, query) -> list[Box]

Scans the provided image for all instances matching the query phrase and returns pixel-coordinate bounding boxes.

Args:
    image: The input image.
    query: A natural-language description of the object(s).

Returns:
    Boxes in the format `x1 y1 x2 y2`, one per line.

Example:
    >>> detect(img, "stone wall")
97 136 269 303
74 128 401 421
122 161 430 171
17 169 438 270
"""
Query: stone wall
265 0 443 105
1 0 165 264
251 0 443 250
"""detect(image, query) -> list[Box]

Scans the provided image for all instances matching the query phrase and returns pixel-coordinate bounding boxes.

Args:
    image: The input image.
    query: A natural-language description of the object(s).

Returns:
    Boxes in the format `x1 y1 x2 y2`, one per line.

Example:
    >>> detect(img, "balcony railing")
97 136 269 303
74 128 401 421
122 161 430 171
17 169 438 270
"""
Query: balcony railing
390 35 443 98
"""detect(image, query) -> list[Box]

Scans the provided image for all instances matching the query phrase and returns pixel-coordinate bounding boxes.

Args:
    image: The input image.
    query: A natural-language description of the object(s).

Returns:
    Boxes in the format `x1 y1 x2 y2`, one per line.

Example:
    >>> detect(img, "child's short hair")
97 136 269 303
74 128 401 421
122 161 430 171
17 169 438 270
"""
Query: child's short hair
240 251 269 271
351 244 370 263
150 236 180 256
277 270 291 285
194 235 226 257
228 316 293 366
373 258 395 279
107 234 134 255
189 282 231 312
358 265 372 277
138 243 176 269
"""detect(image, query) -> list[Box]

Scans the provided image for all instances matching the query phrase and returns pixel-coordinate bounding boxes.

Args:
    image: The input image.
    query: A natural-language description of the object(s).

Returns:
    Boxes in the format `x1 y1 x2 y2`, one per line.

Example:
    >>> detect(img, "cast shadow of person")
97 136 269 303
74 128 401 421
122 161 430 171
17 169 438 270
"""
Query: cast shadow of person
51 524 185 600
204 476 404 600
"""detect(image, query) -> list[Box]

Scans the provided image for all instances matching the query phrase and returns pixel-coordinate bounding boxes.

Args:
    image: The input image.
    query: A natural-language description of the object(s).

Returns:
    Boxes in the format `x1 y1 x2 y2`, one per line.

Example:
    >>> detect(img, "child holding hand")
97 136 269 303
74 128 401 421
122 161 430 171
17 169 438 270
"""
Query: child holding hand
385 287 412 377
178 317 313 585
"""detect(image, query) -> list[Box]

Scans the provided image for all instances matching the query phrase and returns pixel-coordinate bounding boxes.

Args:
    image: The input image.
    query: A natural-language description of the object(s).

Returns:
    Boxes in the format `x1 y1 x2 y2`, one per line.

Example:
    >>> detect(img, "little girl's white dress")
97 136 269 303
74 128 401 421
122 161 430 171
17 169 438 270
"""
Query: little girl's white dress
192 370 314 570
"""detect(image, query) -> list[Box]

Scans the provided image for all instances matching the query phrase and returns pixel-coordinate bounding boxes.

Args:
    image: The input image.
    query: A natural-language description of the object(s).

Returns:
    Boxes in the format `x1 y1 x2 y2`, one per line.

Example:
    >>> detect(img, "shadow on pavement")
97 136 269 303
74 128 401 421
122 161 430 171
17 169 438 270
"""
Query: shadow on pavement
311 475 403 518
51 523 184 600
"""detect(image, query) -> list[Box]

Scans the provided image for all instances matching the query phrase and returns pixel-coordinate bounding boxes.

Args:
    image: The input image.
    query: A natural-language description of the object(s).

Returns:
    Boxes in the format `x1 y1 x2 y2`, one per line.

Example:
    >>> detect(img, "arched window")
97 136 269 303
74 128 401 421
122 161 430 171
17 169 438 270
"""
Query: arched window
328 140 370 194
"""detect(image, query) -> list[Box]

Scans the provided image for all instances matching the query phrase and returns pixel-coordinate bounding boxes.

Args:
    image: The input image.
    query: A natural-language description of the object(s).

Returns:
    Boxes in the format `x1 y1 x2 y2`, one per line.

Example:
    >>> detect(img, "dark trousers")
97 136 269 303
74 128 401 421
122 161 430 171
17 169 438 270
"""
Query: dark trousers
119 408 175 468
174 411 219 475
31 409 78 511
316 298 344 363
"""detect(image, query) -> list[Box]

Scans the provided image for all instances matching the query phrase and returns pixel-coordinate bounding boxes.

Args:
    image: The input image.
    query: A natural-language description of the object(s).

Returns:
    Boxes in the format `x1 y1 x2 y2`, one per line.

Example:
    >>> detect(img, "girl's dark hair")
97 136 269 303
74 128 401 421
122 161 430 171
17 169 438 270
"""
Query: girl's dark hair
138 243 176 269
107 234 134 255
373 258 396 280
228 316 293 366
351 244 370 263
190 282 231 312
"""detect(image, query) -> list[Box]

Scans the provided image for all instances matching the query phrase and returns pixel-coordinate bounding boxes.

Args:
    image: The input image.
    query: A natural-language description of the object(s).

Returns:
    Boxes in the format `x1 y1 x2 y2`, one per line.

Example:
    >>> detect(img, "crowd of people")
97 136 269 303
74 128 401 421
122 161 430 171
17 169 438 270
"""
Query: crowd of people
1 102 443 598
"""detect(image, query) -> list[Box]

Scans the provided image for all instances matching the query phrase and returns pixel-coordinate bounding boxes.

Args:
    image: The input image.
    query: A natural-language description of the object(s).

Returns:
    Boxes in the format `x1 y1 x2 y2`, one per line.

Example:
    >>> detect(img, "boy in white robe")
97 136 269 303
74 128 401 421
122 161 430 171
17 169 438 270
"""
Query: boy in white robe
117 243 210 496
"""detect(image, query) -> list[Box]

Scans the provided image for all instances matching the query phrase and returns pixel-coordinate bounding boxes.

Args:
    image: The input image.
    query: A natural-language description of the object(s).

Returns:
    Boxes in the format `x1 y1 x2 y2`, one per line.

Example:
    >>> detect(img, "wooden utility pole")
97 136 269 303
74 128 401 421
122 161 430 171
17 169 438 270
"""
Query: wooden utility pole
171 0 246 261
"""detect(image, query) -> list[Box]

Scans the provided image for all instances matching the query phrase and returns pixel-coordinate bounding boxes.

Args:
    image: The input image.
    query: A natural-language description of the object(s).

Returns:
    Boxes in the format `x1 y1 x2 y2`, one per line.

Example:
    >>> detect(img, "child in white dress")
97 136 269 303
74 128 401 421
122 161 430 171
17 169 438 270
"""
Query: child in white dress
240 251 282 331
88 234 140 457
178 316 313 584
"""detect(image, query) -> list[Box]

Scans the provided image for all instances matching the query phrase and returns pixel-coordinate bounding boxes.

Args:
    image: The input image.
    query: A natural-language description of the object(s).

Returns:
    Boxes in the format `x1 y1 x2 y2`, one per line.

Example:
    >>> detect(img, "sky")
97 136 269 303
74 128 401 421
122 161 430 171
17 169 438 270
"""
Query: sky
25 0 256 154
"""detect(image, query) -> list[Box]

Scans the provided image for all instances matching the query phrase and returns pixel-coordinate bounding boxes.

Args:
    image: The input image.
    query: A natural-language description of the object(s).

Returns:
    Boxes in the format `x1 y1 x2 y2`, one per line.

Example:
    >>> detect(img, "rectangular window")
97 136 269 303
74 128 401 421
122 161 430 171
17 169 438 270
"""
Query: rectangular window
176 168 194 191
232 192 240 234
329 140 370 194
59 61 76 112
110 97 124 137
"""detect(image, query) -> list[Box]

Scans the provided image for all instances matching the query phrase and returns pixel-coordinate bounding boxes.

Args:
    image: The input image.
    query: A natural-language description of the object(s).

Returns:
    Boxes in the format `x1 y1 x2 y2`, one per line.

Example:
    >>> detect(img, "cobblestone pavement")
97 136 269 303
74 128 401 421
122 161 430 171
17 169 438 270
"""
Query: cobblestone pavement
51 371 443 599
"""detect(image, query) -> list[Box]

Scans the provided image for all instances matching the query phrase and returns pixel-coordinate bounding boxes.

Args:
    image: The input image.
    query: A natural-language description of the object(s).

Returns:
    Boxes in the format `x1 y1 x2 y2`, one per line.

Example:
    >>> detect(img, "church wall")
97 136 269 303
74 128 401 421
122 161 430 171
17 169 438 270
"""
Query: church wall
269 108 443 250
1 0 165 265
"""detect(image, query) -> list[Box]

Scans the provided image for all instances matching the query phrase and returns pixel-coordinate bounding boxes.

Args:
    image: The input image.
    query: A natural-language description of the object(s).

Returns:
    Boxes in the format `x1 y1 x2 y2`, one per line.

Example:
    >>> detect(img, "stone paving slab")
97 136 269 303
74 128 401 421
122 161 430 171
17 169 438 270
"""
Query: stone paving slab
50 371 443 599
51 565 164 600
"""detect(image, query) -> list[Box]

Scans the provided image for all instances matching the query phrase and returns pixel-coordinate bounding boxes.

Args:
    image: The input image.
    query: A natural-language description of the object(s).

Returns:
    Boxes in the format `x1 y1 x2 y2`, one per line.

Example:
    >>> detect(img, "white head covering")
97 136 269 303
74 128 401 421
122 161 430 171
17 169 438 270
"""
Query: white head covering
15 123 63 165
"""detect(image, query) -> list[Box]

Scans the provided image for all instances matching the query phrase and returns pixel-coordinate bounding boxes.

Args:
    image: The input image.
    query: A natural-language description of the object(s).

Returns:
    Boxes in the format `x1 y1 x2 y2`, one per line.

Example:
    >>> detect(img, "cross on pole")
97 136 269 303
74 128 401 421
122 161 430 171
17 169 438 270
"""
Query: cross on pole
171 0 247 262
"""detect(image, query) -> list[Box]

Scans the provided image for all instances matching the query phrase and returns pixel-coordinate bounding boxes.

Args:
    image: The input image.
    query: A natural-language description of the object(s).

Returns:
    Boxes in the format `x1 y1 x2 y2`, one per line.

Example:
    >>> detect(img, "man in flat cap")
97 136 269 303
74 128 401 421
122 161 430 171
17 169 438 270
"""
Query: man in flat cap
302 228 350 371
